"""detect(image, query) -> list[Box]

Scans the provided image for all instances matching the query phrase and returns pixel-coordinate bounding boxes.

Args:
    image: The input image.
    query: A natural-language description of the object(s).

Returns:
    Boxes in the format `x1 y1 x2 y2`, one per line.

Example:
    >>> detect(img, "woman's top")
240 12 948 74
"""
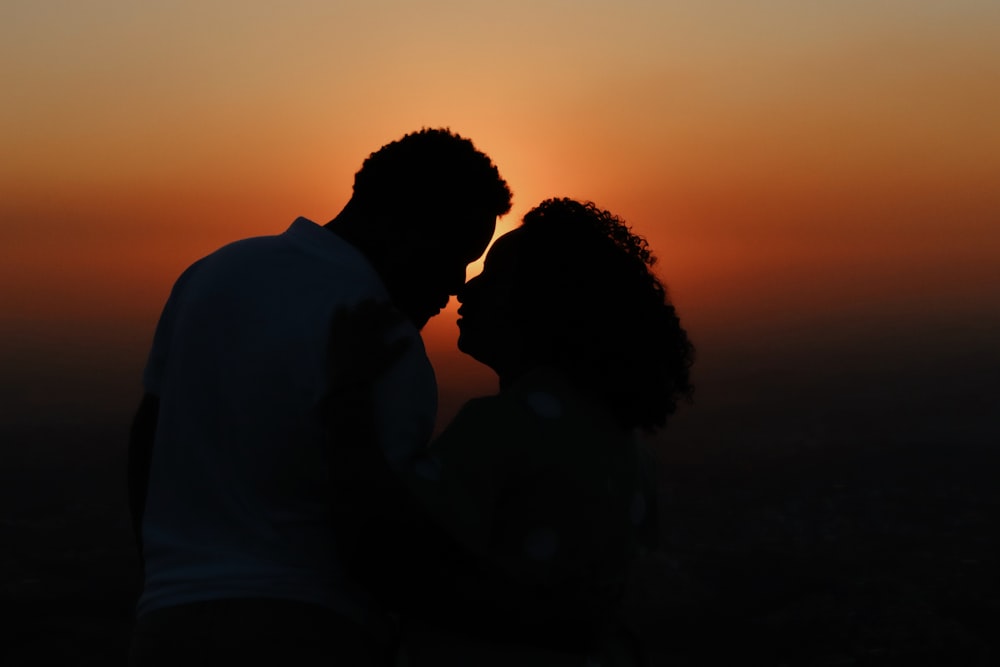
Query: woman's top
391 367 658 664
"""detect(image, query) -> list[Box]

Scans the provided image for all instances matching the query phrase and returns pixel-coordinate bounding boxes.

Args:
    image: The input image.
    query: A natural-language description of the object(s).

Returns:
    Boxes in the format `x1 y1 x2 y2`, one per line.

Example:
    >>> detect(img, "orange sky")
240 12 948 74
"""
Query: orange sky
2 1 999 432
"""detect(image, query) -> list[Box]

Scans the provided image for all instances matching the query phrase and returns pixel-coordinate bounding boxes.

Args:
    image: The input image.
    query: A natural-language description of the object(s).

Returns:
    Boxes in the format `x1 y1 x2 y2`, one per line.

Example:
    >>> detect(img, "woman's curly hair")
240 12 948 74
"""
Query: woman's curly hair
513 198 694 432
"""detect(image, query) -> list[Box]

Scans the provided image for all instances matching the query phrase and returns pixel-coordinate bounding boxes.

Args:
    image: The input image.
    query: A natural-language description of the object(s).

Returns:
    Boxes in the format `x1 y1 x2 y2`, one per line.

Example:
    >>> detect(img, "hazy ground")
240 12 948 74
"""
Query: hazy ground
3 429 997 665
2 424 138 666
2 325 998 665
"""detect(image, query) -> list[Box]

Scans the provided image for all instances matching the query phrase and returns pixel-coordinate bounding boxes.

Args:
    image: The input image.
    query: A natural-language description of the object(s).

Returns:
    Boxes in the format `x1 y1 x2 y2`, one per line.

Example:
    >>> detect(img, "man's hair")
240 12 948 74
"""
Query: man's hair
351 128 512 225
512 198 694 432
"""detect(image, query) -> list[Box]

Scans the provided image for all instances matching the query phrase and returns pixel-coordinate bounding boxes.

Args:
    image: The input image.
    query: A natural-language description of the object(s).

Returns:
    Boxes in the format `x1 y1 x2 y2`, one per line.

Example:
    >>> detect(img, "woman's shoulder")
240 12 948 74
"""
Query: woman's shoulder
508 368 631 447
434 366 638 477
443 368 581 439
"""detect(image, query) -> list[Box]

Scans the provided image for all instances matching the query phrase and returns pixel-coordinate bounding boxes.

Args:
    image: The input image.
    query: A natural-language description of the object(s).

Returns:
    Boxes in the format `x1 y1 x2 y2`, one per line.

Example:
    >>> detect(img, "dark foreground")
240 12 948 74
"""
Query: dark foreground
2 428 997 666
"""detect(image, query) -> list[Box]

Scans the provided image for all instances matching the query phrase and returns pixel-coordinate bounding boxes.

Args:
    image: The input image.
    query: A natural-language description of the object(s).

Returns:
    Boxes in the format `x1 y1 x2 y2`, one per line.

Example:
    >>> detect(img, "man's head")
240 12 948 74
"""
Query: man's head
330 128 512 328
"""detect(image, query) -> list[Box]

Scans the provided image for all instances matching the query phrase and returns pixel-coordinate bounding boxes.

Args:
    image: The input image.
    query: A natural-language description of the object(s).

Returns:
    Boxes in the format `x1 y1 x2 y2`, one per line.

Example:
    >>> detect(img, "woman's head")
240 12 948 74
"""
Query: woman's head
457 198 694 432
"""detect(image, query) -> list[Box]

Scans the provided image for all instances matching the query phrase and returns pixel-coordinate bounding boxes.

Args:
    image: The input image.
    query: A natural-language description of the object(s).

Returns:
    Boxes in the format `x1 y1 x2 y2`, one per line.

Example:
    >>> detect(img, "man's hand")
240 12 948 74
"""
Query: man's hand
325 298 412 394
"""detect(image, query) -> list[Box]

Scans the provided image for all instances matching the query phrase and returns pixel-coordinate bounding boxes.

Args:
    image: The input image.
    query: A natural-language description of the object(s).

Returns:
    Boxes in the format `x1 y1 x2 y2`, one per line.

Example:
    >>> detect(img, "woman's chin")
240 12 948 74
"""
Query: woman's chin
456 330 473 356
457 334 489 366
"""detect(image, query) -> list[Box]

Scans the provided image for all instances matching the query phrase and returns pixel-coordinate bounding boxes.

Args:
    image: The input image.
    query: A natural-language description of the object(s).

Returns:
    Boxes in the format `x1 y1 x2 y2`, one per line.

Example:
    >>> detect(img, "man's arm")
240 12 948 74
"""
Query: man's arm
127 392 159 553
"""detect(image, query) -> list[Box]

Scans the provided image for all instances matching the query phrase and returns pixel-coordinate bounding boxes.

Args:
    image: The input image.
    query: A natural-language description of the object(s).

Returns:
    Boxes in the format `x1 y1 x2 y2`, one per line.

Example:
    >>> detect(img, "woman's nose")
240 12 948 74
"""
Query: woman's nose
457 275 480 303
453 267 469 294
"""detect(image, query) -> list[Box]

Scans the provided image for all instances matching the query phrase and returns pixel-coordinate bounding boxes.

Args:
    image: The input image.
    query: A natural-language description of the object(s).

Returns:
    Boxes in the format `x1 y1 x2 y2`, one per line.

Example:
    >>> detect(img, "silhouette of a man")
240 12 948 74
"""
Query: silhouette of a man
127 128 512 666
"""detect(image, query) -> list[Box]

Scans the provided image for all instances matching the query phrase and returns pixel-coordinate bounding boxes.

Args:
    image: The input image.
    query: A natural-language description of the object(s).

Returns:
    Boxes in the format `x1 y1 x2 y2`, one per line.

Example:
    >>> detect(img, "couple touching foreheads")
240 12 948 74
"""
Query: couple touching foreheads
128 128 694 666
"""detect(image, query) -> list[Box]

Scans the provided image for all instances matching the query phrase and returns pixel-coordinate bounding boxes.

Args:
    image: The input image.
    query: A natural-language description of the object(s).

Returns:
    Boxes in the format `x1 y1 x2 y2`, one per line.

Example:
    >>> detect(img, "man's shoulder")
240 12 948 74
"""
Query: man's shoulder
193 221 346 272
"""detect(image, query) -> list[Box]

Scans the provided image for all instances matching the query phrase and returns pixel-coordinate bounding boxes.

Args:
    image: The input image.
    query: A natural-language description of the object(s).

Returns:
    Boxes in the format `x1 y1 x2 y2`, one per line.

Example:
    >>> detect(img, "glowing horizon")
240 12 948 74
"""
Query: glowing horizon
3 1 999 429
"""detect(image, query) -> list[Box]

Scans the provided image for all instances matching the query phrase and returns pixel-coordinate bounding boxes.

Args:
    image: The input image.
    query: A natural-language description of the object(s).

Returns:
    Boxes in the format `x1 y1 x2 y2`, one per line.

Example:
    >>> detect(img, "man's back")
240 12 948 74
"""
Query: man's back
139 218 436 626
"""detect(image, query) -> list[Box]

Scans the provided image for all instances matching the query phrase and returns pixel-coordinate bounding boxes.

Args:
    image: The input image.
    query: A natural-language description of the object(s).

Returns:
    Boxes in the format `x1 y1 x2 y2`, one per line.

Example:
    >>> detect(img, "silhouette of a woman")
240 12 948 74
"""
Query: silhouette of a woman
327 198 694 666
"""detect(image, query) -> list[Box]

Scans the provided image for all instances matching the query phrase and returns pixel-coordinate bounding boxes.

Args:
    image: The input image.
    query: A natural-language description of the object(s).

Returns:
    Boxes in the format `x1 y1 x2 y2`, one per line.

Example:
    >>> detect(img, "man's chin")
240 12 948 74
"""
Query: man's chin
410 308 440 330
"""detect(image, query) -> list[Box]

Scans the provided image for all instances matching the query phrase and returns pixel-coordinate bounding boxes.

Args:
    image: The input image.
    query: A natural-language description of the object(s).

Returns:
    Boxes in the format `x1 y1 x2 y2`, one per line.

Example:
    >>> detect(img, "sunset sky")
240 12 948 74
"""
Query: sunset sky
3 1 998 448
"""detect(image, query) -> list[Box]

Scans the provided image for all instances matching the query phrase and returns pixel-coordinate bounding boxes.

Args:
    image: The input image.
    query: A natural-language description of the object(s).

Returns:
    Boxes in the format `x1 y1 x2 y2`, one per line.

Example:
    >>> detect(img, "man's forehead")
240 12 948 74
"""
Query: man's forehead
431 214 496 249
